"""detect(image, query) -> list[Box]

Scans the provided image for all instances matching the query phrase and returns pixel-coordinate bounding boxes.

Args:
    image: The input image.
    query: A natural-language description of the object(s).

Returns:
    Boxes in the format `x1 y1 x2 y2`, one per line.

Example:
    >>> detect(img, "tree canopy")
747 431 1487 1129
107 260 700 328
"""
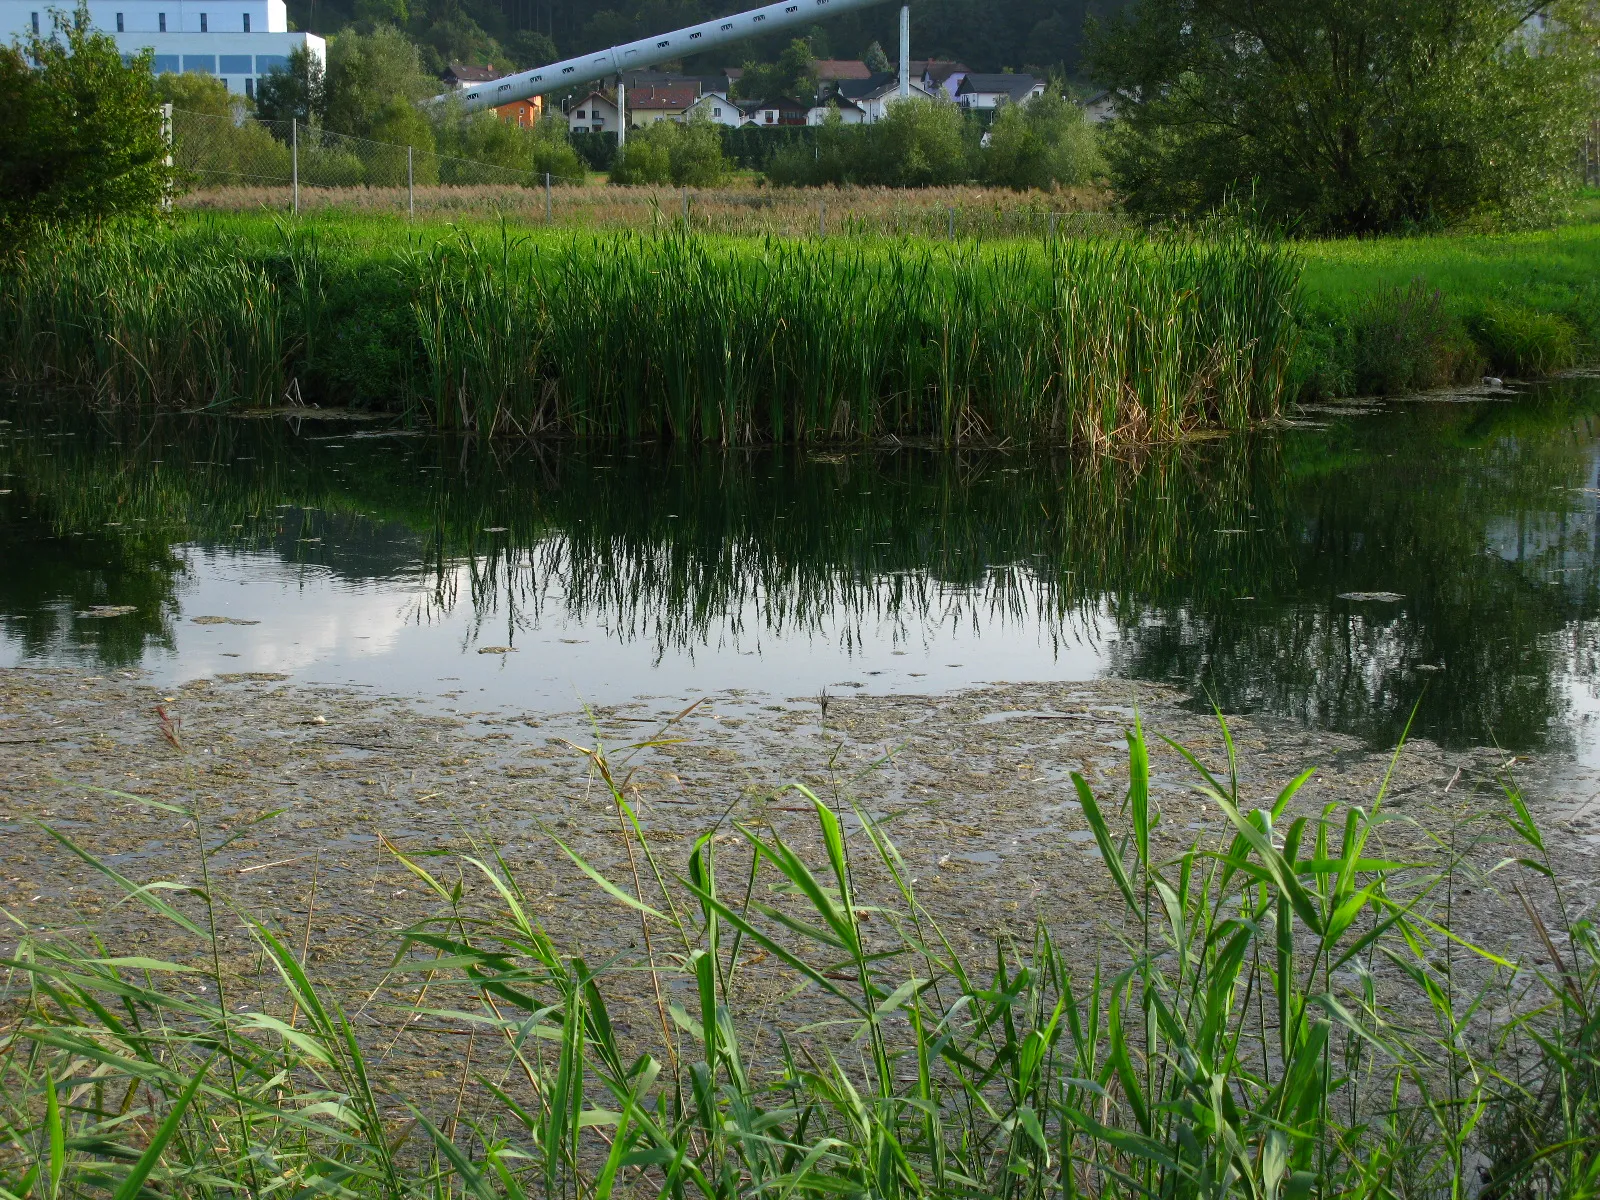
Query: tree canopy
1089 0 1597 233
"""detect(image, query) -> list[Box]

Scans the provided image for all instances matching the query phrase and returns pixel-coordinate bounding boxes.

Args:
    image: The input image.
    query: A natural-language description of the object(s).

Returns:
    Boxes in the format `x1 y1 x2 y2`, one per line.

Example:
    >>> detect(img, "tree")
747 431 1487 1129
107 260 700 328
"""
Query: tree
0 5 170 241
735 37 819 104
867 95 970 186
157 74 292 189
505 30 558 69
355 0 408 27
367 93 438 182
1089 0 1598 233
862 39 891 73
609 114 729 185
256 45 327 126
982 91 1102 190
528 117 587 181
323 24 438 137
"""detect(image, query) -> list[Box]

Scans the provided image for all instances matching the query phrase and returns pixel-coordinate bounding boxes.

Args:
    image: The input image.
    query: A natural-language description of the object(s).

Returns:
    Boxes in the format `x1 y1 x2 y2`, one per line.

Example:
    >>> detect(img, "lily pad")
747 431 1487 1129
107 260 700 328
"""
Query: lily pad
1338 591 1405 603
76 605 138 618
191 615 261 626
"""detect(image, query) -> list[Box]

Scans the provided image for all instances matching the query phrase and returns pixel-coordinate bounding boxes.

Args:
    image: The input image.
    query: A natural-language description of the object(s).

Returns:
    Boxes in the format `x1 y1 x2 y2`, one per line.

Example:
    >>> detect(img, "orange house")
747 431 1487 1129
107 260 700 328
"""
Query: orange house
493 95 543 127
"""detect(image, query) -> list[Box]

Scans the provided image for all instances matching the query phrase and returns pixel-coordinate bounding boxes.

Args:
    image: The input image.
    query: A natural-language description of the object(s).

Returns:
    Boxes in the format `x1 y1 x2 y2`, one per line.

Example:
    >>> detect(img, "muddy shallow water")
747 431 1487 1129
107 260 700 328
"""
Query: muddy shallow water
4 665 1596 1109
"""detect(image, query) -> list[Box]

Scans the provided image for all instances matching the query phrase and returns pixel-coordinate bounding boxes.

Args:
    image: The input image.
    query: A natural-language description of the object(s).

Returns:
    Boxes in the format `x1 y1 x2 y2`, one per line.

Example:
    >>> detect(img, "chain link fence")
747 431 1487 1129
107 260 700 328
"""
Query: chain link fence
171 108 549 209
169 107 1120 236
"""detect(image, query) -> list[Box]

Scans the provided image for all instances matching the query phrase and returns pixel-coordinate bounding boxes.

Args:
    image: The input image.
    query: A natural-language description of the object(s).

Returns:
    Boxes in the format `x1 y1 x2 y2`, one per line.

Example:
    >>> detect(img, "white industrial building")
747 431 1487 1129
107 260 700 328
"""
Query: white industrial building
0 0 325 96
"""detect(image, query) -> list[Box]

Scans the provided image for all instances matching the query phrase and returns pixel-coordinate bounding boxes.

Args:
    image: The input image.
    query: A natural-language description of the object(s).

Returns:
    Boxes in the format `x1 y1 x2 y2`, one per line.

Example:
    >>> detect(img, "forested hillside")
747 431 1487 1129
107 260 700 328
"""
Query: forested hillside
284 0 1131 80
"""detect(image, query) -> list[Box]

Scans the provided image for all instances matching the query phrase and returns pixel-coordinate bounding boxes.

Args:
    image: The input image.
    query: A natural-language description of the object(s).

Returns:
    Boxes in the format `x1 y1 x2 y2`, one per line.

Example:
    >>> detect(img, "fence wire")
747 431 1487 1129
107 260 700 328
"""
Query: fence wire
171 108 545 195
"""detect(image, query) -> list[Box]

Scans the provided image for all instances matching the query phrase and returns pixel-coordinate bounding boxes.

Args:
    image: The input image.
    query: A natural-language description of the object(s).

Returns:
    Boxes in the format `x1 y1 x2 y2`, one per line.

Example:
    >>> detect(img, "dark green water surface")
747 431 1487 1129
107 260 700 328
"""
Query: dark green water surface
5 381 1600 761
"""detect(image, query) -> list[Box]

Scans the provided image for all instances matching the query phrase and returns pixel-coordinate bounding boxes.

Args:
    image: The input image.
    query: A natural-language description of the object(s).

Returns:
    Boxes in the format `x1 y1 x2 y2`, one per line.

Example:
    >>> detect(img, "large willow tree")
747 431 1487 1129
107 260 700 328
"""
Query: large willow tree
1089 0 1597 233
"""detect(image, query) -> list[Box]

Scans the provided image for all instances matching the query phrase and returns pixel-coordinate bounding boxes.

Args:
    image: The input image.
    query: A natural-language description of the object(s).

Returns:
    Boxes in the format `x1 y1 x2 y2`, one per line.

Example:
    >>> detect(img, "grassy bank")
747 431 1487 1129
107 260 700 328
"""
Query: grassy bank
0 219 1297 444
1297 223 1600 395
1 717 1594 1199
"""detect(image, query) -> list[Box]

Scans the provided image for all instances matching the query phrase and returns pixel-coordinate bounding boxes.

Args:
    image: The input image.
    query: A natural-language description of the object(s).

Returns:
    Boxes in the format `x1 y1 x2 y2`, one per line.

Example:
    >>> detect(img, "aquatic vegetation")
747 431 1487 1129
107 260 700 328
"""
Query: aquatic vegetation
0 717 1594 1198
0 222 1301 444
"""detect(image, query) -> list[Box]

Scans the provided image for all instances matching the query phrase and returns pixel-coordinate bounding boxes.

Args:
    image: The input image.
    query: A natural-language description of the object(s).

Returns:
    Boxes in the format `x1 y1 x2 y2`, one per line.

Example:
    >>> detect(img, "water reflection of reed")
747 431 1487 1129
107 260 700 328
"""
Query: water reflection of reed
6 391 1600 750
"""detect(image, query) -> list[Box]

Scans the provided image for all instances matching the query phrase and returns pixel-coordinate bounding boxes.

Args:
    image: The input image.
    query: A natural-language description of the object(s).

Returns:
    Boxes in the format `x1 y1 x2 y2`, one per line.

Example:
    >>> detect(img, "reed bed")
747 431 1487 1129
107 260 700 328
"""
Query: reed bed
0 223 1300 445
0 716 1594 1199
175 183 1116 240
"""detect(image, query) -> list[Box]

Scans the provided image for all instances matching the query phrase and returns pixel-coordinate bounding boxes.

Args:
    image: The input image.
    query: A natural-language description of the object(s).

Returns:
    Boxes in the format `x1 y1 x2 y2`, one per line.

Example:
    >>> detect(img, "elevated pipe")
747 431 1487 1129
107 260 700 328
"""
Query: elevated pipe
441 0 898 114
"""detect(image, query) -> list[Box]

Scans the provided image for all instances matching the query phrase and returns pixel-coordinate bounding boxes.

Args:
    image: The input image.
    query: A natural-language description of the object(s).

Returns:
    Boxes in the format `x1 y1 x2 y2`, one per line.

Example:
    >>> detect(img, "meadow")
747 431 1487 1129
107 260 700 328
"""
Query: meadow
0 714 1594 1200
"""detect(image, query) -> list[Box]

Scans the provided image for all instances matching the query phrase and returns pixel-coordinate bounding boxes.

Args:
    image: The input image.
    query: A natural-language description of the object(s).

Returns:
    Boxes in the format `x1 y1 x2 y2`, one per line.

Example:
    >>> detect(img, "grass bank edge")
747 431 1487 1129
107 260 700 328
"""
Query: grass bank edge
0 712 1594 1199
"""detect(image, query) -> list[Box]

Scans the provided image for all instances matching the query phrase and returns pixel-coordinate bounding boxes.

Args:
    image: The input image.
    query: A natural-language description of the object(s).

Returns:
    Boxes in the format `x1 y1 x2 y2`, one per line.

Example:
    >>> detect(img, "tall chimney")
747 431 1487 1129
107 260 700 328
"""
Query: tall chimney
898 5 910 97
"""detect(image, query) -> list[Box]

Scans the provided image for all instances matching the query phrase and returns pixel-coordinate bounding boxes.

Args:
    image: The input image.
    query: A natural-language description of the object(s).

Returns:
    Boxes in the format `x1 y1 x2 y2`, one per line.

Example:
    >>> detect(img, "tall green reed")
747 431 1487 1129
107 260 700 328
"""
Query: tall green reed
0 223 1302 445
2 712 1593 1199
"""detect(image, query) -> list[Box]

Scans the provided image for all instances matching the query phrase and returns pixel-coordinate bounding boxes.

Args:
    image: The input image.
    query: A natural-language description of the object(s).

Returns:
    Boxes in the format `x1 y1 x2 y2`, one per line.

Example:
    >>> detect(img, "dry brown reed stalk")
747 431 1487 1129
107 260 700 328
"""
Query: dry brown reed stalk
176 182 1116 238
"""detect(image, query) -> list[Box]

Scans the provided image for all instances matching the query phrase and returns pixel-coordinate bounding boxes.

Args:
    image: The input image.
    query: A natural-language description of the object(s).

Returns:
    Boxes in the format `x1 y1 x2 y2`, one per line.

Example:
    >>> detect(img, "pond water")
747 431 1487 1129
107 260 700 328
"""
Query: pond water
5 380 1600 764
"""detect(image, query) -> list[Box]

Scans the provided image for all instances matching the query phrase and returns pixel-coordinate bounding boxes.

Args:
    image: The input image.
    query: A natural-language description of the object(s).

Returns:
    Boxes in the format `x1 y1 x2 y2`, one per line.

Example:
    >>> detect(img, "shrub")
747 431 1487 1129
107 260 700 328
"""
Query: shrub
609 117 729 187
982 91 1103 191
1351 278 1482 395
366 95 437 185
0 4 170 243
1463 300 1579 378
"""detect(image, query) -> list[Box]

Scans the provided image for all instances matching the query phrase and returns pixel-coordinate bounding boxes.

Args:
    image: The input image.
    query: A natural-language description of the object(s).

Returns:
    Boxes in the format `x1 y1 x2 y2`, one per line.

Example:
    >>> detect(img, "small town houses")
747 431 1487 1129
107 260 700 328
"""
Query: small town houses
450 56 1076 134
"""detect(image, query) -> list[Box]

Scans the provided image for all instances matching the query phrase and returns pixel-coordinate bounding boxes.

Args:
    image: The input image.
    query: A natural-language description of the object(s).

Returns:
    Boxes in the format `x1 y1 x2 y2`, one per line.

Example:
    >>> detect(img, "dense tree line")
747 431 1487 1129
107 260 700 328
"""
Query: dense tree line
283 0 1132 79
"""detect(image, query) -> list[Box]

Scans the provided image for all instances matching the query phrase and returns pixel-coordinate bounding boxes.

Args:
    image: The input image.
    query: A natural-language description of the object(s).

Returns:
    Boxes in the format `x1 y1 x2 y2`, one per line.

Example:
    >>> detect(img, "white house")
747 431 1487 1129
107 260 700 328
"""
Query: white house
806 95 865 125
567 89 620 135
0 0 324 96
682 90 742 126
1081 90 1116 123
854 77 935 124
955 73 1046 113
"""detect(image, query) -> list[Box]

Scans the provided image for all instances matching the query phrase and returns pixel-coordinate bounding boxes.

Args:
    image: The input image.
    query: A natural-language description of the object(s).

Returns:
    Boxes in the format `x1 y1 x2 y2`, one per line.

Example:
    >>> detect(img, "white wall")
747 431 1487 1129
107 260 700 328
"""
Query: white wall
2 0 288 36
2 0 323 96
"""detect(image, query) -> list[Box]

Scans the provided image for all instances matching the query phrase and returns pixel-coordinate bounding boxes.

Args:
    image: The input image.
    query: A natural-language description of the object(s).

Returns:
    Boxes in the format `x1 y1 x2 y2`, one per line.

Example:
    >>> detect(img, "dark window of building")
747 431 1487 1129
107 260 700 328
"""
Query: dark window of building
30 11 39 33
242 12 249 30
245 77 254 97
199 12 207 31
115 11 123 30
158 12 166 31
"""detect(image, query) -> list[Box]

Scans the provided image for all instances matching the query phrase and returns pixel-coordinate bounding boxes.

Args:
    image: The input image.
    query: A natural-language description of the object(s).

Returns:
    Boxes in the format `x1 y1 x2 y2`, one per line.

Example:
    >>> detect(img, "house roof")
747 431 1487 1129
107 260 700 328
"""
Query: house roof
957 73 1042 101
835 71 896 100
442 62 501 84
858 77 934 102
812 58 872 81
571 90 616 110
910 59 968 85
810 94 864 112
629 83 699 110
623 71 728 93
758 95 809 111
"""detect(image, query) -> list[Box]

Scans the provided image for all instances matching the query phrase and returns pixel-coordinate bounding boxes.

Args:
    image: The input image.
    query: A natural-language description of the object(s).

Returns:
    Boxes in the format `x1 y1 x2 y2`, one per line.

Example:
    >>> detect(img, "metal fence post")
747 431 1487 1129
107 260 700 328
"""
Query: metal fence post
545 172 551 223
1048 211 1057 242
291 117 299 215
819 197 825 238
947 205 955 239
407 145 414 219
160 103 173 213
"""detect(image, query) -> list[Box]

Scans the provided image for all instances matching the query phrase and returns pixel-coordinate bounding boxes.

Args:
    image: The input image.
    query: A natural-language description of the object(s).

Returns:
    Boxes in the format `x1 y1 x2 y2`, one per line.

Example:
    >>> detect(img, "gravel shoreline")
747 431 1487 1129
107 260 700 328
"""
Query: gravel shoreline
3 665 1596 1107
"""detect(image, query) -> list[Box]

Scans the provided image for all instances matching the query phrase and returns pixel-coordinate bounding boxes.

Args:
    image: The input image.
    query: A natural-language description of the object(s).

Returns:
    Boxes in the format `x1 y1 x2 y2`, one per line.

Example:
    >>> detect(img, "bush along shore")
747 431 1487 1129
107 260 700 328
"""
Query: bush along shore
0 223 1299 444
0 716 1595 1198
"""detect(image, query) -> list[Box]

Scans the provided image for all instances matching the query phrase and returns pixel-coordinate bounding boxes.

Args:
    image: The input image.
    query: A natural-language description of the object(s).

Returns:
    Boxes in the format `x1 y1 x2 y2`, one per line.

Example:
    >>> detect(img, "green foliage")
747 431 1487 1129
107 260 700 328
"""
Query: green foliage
528 118 587 182
0 5 170 243
353 0 407 26
366 95 438 184
254 44 325 126
1348 280 1483 396
323 23 438 138
982 90 1102 190
734 37 820 105
0 223 1300 442
1090 0 1599 233
154 71 236 117
505 28 557 68
610 117 730 187
0 716 1594 1200
862 37 891 73
1463 300 1580 377
768 97 973 187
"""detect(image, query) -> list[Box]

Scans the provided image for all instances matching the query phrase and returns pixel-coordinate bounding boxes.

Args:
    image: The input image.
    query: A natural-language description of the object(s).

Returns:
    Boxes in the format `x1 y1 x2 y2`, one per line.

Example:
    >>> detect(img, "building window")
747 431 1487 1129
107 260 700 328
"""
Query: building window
575 109 584 119
116 11 123 30
242 12 249 30
199 12 207 31
158 12 165 30
30 11 39 32
713 106 721 116
245 77 254 97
